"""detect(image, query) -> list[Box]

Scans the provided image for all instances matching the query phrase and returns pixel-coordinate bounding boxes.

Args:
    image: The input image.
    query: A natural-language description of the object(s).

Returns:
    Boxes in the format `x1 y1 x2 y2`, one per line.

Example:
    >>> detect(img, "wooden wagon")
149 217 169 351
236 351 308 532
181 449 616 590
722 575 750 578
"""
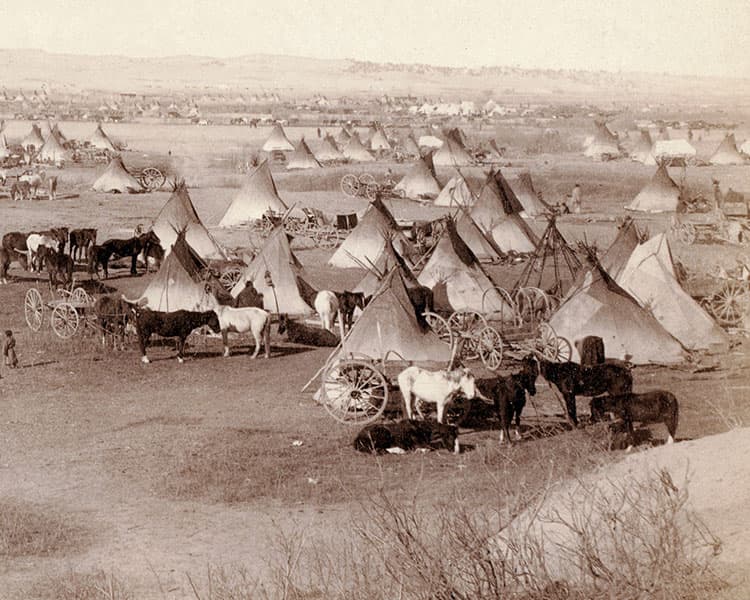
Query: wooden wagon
24 286 97 339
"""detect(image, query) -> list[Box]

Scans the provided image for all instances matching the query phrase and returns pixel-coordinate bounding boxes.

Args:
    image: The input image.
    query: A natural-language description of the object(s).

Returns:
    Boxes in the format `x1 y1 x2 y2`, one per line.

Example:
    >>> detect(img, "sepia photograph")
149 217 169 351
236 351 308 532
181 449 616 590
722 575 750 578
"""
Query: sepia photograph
0 1 748 597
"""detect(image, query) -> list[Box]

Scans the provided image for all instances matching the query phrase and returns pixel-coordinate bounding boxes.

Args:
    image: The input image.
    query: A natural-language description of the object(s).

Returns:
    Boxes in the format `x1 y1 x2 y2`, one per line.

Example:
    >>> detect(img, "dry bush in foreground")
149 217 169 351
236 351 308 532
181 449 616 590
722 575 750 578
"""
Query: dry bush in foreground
0 499 90 558
21 570 132 600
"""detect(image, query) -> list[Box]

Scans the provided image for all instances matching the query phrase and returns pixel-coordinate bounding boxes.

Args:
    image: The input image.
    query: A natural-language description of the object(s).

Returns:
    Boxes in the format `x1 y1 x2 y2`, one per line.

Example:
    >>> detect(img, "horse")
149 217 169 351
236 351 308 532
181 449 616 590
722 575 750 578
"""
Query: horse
590 391 679 446
10 181 31 201
353 420 460 454
93 295 132 350
31 227 68 253
26 233 58 272
407 284 434 326
1 233 29 270
0 248 10 284
398 366 483 424
210 304 271 359
38 246 74 288
538 358 633 427
19 170 45 198
88 231 160 278
335 290 366 331
314 290 339 332
47 176 58 200
277 314 339 347
69 228 97 263
478 355 539 444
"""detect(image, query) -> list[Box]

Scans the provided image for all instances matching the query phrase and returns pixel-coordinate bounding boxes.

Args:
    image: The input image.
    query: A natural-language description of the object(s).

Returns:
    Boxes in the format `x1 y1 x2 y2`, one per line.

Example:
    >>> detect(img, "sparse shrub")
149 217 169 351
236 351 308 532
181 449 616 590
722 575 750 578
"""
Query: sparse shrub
23 569 132 600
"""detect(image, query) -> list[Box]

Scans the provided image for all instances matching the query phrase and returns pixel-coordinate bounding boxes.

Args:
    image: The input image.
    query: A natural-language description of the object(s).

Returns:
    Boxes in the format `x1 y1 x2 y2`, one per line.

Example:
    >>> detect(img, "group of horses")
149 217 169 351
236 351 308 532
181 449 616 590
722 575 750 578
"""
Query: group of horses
0 169 58 201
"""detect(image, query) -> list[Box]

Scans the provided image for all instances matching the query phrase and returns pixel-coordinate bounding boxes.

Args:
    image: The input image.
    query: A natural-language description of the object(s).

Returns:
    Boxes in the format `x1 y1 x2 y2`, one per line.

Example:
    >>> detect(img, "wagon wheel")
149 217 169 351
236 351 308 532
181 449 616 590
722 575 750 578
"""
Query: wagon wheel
483 286 522 325
677 223 696 245
71 287 92 305
24 288 45 331
314 227 340 250
365 181 380 201
220 267 243 291
321 359 389 425
340 174 359 197
710 280 749 326
422 311 454 347
358 173 376 187
448 310 488 360
139 167 165 192
537 323 572 362
51 303 80 338
477 325 503 371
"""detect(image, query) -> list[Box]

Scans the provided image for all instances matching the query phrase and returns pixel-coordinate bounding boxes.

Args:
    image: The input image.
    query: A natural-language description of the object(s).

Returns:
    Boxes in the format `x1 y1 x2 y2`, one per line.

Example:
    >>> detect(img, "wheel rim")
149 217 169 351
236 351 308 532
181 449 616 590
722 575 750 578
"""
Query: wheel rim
477 326 503 370
422 311 453 347
359 173 375 186
365 182 379 201
51 303 79 338
711 281 748 326
321 360 388 425
24 288 44 331
555 336 573 362
71 287 91 305
319 229 338 249
538 322 560 360
219 268 243 291
447 311 487 359
341 174 359 197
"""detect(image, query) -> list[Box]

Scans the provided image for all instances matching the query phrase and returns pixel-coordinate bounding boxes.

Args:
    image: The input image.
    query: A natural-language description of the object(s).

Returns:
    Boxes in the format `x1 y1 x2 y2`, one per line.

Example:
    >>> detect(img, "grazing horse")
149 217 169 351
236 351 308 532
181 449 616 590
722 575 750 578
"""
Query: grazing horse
93 295 132 350
353 420 460 454
209 303 271 358
479 355 539 444
19 170 45 198
127 304 221 364
1 232 29 270
590 391 679 446
10 181 31 201
38 246 74 288
314 290 339 332
398 366 482 424
0 248 10 284
89 231 160 278
538 358 633 427
69 228 97 263
335 290 366 331
26 233 58 272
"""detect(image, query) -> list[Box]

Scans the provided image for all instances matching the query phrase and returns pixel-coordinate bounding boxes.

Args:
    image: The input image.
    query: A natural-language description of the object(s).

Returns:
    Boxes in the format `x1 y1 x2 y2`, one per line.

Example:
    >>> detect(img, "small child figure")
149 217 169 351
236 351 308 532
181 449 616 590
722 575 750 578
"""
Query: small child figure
3 330 18 369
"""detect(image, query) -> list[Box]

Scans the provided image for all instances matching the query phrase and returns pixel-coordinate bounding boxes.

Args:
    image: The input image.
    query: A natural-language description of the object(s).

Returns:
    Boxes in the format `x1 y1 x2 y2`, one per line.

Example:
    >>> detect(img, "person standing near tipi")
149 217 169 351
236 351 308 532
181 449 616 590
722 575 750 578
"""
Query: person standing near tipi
570 183 582 213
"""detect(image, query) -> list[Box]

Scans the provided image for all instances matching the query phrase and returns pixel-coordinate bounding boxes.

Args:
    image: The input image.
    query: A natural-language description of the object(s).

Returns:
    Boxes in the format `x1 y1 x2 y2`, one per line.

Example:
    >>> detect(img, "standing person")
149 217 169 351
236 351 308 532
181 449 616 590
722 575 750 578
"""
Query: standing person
3 330 18 370
570 183 582 214
713 179 723 210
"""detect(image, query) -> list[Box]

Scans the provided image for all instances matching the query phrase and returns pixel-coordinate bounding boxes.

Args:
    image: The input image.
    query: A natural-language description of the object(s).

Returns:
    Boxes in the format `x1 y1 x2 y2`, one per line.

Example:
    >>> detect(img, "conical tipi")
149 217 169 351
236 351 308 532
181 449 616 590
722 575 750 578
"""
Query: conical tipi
336 127 352 146
584 122 620 160
92 156 142 193
316 135 344 162
432 132 473 167
626 163 681 213
328 198 413 268
401 133 421 158
261 124 294 153
630 130 655 164
151 183 227 260
417 219 514 319
22 123 44 149
394 155 441 199
616 233 728 351
434 171 476 207
230 226 317 315
88 123 118 152
0 134 9 159
219 160 288 226
353 238 420 298
286 138 321 170
38 134 70 163
454 210 504 264
342 134 375 162
600 217 642 281
369 126 391 152
549 261 685 364
510 172 550 217
710 134 746 165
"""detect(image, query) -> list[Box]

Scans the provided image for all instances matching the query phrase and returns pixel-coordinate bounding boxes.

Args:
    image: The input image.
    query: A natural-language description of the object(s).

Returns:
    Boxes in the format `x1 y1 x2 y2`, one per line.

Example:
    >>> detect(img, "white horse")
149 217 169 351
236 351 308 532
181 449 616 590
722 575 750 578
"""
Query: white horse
26 233 57 272
397 366 481 424
19 170 45 199
314 290 339 332
211 304 271 359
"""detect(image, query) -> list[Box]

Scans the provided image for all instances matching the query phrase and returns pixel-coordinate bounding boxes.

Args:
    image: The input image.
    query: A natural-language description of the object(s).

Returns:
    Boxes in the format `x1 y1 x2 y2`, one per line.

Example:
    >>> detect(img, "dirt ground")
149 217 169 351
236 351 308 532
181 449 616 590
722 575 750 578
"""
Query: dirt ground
0 121 749 598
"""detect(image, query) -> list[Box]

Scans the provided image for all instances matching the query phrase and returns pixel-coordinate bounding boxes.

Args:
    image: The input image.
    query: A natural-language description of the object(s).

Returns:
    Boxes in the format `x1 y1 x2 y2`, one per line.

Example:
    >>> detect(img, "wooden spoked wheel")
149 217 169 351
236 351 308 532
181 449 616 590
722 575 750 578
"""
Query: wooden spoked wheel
710 280 749 326
448 310 488 360
139 167 166 192
422 311 453 347
538 323 572 362
321 360 389 425
477 325 503 371
219 267 243 291
340 174 359 197
358 173 376 187
365 181 380 201
71 287 92 305
24 288 44 331
51 303 80 338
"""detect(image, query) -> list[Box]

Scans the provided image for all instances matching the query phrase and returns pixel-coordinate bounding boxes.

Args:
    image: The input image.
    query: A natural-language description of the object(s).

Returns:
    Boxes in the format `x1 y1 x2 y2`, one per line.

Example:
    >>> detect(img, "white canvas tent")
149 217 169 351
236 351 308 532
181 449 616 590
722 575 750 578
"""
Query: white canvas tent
219 160 288 226
92 156 142 193
316 135 344 162
710 134 746 165
88 123 118 152
393 155 441 199
434 171 476 207
286 138 321 170
584 122 621 160
630 130 656 165
342 134 375 162
38 134 70 163
21 123 45 149
509 172 550 217
432 133 473 167
626 164 681 213
261 124 294 153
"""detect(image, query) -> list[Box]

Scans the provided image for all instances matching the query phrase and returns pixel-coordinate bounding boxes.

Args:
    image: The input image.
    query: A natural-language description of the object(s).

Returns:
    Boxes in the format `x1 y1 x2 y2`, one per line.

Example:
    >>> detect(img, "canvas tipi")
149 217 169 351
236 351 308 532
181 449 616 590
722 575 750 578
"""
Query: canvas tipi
584 122 620 160
616 233 728 351
549 261 685 364
454 210 504 264
600 217 643 281
401 133 421 158
316 135 344 162
38 134 70 163
88 123 118 152
432 132 473 167
510 172 550 217
342 133 375 162
92 156 142 193
417 219 514 319
286 138 321 170
369 126 392 152
0 134 9 159
328 198 413 268
151 183 227 260
393 154 441 199
22 123 44 149
434 170 476 207
230 226 317 315
710 134 745 165
219 160 288 226
353 238 420 298
626 163 682 213
261 124 294 153
630 130 655 164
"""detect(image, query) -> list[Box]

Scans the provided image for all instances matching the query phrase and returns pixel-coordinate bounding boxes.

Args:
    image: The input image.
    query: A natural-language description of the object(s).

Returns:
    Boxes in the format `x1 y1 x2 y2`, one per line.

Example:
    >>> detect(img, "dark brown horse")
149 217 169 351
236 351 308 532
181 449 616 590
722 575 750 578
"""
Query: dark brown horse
38 246 74 288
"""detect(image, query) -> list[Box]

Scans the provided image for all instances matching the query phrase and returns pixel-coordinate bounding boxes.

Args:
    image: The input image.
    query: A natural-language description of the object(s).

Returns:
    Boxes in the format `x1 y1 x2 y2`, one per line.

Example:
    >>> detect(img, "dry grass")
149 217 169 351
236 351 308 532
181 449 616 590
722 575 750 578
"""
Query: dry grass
0 499 90 558
20 570 133 600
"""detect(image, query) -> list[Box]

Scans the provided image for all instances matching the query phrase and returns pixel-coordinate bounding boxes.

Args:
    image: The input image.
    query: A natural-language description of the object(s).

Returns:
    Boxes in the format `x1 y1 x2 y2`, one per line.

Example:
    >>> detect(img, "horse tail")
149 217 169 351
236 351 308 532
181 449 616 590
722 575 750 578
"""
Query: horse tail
263 311 271 357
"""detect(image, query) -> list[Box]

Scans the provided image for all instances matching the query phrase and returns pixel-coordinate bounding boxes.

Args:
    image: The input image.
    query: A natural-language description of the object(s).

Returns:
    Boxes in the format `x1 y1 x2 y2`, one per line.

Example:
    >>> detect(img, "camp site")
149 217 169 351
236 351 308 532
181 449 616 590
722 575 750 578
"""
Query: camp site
0 5 749 599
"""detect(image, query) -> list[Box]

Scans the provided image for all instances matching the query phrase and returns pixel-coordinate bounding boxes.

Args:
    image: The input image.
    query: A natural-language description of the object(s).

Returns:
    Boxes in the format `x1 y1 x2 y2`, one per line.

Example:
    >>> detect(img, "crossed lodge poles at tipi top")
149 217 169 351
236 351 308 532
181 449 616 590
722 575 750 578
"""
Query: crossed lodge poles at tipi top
433 170 477 207
261 123 295 153
151 183 227 260
286 138 321 170
626 163 682 213
88 123 118 152
219 160 288 227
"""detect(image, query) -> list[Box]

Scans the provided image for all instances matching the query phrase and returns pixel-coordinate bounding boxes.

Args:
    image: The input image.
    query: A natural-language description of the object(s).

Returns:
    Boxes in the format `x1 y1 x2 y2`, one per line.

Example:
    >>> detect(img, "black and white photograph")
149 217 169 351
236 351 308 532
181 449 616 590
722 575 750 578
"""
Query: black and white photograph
0 1 748 597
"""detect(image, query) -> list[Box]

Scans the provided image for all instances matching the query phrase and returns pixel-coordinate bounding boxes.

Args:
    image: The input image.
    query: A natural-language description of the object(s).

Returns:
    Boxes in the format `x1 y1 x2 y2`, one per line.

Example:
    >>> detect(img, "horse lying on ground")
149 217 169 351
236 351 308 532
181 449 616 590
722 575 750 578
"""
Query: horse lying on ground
89 231 160 278
478 354 539 444
69 228 97 263
38 246 74 288
127 304 221 363
538 358 633 427
277 314 339 347
314 290 338 332
211 304 271 358
94 295 132 350
590 391 679 446
353 420 459 454
398 366 483 424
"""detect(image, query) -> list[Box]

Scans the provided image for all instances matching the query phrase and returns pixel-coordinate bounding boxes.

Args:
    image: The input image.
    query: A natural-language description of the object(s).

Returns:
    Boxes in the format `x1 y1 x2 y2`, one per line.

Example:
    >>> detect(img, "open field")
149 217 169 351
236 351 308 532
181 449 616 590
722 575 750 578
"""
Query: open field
1 118 750 598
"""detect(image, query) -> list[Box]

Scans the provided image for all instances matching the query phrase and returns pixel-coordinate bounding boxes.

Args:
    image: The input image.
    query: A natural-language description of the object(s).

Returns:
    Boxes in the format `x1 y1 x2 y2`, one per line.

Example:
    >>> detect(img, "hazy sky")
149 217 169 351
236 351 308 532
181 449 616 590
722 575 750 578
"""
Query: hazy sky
5 0 749 77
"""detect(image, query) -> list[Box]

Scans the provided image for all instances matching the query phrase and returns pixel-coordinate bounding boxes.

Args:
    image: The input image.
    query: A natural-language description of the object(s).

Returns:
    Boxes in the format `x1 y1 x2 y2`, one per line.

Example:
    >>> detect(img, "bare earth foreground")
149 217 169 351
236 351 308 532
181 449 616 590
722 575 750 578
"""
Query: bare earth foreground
0 122 749 598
